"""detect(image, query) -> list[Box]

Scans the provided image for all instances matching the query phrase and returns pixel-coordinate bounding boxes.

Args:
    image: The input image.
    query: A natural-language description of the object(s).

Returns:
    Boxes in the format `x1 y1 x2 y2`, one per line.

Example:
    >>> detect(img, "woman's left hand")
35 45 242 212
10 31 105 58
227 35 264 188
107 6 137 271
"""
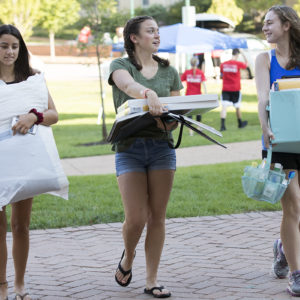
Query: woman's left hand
12 113 37 135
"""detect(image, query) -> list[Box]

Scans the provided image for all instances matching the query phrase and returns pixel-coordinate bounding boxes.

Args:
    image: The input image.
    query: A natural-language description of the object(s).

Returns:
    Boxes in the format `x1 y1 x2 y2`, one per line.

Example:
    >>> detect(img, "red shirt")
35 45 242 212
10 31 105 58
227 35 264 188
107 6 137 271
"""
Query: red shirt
220 60 247 91
78 26 91 43
181 69 206 95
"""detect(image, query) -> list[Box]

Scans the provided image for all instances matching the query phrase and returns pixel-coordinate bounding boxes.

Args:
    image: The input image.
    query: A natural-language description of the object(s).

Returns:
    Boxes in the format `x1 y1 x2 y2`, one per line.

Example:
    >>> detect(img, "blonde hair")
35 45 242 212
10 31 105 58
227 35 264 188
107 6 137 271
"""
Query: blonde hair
190 57 198 67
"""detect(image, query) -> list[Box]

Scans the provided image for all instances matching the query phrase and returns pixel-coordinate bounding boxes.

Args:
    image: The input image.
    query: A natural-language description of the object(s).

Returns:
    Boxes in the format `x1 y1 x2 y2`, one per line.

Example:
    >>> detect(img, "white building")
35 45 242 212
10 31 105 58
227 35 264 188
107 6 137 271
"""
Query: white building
116 0 182 11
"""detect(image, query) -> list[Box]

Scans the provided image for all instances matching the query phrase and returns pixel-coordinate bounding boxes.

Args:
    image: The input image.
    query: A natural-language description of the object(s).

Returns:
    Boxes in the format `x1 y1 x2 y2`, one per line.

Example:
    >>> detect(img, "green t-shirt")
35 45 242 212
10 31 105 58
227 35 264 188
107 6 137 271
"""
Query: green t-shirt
108 57 183 152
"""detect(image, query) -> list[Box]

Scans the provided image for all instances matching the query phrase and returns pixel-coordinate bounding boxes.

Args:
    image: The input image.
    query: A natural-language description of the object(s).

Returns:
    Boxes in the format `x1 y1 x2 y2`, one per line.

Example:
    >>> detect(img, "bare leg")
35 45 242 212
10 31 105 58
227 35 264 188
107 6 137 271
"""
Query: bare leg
220 105 227 119
280 170 300 272
0 207 8 300
115 172 149 285
144 169 175 296
11 198 32 300
236 107 242 119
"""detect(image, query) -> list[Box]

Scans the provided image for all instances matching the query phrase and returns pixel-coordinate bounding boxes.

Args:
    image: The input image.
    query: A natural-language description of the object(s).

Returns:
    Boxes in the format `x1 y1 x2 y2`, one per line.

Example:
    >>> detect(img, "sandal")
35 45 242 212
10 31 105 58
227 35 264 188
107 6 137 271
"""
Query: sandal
115 250 133 287
144 286 171 298
0 281 8 300
14 292 30 300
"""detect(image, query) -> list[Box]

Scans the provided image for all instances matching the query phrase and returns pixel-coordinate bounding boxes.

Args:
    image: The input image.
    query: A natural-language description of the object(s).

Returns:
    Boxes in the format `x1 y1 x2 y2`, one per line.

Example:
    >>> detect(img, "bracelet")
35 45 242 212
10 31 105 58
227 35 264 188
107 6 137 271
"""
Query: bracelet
29 108 44 125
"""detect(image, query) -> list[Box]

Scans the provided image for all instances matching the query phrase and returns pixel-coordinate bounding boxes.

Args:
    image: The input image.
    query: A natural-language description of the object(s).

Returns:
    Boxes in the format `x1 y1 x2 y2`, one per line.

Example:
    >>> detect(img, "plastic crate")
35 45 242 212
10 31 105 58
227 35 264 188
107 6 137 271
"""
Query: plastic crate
269 90 300 153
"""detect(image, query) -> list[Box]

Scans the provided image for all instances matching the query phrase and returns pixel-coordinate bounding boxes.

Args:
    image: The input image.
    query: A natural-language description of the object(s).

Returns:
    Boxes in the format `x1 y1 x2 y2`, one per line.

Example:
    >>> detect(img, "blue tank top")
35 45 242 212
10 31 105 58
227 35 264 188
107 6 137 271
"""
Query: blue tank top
262 49 300 150
270 48 300 87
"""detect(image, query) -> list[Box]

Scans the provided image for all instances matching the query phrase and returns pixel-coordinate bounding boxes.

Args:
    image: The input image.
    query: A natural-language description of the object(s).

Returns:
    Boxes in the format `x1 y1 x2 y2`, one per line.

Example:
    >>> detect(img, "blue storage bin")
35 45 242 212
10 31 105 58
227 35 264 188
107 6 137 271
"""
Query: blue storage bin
269 90 300 153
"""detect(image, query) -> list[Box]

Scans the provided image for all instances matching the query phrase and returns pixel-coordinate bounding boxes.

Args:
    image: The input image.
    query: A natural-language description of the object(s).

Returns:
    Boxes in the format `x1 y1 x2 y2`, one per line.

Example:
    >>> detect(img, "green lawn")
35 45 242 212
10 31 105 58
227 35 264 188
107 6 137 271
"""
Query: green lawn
47 78 261 158
5 160 280 230
7 77 271 231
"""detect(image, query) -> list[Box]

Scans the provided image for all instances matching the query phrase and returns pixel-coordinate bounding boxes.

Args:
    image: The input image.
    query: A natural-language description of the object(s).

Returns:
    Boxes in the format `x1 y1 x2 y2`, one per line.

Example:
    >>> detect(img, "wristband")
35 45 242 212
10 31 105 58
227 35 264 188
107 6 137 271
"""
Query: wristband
29 108 44 125
142 88 151 99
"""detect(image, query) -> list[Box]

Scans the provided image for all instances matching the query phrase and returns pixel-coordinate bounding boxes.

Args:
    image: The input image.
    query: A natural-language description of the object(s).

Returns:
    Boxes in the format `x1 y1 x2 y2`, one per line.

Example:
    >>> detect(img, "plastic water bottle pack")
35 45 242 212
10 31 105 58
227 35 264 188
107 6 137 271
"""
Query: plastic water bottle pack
241 146 295 204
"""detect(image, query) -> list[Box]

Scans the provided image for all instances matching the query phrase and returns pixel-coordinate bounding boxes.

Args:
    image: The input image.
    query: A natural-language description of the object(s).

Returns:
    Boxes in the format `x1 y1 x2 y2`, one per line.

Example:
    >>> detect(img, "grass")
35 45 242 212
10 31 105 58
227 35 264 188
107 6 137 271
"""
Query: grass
47 78 261 158
4 76 270 231
5 160 280 230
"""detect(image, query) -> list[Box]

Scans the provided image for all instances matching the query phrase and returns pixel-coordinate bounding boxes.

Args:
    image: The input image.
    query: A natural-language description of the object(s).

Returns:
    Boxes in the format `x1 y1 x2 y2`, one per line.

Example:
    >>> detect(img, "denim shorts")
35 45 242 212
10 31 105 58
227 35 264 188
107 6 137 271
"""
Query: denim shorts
115 138 176 176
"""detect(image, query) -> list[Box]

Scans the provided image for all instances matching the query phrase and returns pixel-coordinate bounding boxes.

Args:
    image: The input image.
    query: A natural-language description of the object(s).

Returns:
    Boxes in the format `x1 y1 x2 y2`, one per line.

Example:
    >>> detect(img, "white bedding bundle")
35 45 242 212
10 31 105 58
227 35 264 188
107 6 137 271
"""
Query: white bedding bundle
0 74 69 210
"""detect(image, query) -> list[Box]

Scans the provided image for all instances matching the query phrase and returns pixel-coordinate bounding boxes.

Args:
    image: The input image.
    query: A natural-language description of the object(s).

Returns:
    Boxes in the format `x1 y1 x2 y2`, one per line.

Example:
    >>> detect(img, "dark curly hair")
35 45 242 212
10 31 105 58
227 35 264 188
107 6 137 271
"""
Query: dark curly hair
268 5 300 70
0 24 34 82
123 15 169 70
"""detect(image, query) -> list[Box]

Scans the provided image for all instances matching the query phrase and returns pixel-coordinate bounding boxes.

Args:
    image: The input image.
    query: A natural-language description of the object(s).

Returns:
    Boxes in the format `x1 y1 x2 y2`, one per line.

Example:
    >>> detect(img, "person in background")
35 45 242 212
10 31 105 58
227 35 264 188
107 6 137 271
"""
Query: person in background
181 56 206 135
255 5 300 297
211 49 222 80
77 26 92 56
108 15 182 298
0 24 58 300
196 52 205 72
220 48 248 131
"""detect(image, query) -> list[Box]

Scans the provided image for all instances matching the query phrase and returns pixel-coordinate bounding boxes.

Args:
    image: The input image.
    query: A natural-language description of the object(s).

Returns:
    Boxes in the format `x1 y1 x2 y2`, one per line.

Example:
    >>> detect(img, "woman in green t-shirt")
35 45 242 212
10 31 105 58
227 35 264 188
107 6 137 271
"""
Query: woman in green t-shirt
109 16 183 298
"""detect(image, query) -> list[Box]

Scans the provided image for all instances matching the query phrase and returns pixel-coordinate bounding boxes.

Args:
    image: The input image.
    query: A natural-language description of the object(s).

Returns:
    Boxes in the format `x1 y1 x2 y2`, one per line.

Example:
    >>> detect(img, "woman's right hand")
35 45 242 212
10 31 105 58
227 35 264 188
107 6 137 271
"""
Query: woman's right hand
146 90 167 116
263 127 275 149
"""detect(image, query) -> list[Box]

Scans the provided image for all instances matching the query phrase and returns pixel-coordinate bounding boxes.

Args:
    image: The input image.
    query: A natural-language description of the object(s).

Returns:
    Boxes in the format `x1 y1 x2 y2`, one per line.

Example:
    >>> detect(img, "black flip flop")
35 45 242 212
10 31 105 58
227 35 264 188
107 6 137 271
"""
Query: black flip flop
144 286 171 298
115 250 132 287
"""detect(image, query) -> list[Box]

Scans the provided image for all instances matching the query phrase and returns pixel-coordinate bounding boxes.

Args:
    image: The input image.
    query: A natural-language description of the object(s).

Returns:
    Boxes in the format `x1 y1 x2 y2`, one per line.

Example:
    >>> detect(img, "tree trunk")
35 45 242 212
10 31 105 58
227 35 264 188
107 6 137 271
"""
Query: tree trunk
95 42 108 141
49 31 56 61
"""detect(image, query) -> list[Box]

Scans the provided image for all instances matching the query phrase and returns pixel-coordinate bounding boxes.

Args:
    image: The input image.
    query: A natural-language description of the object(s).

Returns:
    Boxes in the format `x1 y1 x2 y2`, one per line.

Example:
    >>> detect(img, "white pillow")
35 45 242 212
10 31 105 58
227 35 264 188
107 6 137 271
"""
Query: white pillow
0 125 69 210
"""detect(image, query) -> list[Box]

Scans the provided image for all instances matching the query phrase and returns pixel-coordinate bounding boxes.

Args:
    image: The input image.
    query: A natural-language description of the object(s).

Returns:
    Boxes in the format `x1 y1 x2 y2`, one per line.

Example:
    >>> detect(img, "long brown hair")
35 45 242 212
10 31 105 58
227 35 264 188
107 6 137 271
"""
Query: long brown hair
268 5 300 69
0 24 34 82
123 16 169 70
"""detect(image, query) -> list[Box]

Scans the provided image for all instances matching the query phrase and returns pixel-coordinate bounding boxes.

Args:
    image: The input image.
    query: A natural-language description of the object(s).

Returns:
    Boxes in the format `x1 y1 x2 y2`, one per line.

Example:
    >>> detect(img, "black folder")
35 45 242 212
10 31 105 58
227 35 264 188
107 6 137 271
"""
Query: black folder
107 112 226 149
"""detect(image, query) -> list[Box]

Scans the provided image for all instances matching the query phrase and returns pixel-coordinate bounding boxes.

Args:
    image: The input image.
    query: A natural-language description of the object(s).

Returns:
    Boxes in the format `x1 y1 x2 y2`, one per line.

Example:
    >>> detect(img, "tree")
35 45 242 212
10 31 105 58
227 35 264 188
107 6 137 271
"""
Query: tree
39 0 80 60
78 0 118 143
100 12 130 35
207 0 244 26
168 0 212 25
293 0 300 15
0 0 41 40
236 0 284 32
135 4 169 26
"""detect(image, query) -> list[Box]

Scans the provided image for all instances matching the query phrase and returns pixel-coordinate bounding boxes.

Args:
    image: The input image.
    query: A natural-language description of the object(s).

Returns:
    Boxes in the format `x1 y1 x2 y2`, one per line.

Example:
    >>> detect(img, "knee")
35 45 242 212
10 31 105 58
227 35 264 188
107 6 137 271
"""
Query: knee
11 222 30 237
0 222 7 240
147 212 166 227
282 194 300 219
125 215 147 232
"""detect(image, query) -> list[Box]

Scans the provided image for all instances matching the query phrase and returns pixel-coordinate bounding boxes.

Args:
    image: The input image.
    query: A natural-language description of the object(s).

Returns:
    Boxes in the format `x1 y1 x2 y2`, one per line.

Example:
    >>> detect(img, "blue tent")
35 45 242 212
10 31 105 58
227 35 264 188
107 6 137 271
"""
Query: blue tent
111 23 247 54
158 23 247 53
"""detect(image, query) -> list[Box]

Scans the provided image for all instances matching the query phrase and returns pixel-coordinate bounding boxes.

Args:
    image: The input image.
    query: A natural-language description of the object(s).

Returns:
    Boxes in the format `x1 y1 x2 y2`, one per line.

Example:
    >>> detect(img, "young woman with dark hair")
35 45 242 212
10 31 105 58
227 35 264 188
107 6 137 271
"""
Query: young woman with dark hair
108 16 183 298
255 5 300 296
0 24 58 300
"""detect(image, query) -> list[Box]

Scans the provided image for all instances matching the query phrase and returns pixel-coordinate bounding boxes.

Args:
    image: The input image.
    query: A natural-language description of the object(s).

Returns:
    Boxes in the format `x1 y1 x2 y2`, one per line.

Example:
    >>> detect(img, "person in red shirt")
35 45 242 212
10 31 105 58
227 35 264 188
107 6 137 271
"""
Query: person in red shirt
77 26 92 55
181 56 206 135
220 48 248 131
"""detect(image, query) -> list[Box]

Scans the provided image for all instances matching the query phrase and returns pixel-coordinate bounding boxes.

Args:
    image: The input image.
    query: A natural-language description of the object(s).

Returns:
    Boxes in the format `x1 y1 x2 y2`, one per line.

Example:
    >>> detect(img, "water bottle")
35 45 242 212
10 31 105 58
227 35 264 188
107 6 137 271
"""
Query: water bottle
269 163 283 183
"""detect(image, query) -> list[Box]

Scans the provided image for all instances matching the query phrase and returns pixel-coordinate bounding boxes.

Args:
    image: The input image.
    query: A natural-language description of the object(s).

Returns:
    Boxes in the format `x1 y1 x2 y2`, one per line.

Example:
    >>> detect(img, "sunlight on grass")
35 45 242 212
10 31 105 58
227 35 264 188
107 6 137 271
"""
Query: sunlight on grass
4 160 279 230
58 117 115 125
47 80 116 115
45 77 261 158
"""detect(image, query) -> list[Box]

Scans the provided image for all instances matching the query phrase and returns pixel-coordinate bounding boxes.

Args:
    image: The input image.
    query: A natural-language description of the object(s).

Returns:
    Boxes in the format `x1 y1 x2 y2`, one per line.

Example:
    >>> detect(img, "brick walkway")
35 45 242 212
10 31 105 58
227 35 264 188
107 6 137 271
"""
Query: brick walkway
5 211 294 300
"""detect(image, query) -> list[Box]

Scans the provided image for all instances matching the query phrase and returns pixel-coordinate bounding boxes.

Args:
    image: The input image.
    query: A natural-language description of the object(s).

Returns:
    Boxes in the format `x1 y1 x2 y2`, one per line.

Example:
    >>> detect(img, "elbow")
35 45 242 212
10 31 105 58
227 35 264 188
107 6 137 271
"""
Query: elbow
54 112 59 124
53 111 59 124
49 111 59 125
123 83 132 96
